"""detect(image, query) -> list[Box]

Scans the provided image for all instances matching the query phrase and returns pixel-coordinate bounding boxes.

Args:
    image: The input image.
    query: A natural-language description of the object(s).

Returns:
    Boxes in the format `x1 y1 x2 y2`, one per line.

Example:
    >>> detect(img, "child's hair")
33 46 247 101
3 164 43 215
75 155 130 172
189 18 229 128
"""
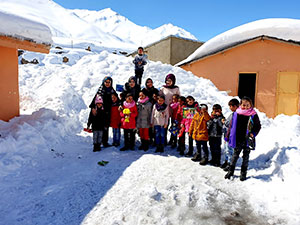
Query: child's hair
186 95 195 101
200 103 208 110
141 88 148 96
240 96 253 107
228 98 239 107
172 94 179 99
179 96 186 103
158 95 165 100
212 104 222 111
112 92 119 98
126 93 133 98
138 47 144 51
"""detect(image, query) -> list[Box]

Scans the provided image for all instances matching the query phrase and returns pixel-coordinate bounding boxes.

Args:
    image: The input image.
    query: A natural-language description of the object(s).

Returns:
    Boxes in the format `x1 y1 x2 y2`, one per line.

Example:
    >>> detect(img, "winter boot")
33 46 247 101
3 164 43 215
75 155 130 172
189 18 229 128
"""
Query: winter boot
224 165 235 179
93 144 97 152
171 140 177 149
160 144 164 153
199 157 208 165
223 165 230 172
191 152 201 162
185 147 194 157
138 140 145 150
120 145 129 151
240 172 247 181
220 160 228 169
155 144 161 153
144 140 149 151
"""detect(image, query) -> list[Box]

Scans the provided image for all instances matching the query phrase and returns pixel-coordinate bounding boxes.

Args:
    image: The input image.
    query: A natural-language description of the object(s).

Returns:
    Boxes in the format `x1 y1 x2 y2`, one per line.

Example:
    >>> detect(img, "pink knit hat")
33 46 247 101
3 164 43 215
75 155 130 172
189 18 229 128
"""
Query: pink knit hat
95 95 103 104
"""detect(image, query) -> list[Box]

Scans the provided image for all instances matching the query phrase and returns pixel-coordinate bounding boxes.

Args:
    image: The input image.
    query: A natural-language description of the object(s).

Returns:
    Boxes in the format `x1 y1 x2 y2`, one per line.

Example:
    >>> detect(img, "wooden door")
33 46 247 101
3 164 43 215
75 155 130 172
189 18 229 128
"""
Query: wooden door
276 72 300 116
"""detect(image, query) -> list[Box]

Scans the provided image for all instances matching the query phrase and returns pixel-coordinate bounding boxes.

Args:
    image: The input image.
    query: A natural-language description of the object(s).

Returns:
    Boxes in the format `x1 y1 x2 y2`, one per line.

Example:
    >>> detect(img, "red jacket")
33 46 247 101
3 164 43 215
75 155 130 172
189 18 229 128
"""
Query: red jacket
110 105 121 128
120 104 138 129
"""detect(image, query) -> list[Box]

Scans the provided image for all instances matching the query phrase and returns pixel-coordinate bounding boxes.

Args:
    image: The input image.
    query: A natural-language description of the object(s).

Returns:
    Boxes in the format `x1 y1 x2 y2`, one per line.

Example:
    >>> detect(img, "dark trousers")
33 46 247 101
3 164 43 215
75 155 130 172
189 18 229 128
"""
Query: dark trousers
135 69 143 86
178 132 186 149
149 127 155 145
229 144 251 175
124 129 135 148
102 127 109 145
196 140 209 159
209 137 222 165
188 136 194 153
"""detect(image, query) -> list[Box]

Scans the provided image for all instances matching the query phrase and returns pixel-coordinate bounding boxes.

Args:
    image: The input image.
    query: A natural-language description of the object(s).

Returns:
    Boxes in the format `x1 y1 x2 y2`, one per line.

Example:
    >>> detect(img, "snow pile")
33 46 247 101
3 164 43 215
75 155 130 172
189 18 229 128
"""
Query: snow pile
0 47 300 224
0 10 52 45
178 18 300 65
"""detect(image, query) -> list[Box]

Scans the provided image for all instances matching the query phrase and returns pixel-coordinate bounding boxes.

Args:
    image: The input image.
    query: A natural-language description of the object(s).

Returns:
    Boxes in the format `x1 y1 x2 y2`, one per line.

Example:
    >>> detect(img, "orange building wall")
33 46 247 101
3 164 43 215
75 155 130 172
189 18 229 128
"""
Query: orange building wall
0 46 19 121
181 39 300 117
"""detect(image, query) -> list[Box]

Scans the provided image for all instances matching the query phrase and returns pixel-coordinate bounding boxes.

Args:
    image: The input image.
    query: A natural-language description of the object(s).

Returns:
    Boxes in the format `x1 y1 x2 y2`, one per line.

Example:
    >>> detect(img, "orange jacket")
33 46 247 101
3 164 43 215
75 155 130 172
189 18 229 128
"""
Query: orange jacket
189 111 211 141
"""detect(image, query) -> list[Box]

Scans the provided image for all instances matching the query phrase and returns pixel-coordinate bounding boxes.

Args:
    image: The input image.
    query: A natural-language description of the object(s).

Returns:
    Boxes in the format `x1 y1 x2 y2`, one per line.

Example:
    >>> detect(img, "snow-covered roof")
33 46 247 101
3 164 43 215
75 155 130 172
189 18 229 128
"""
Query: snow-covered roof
177 18 300 66
0 10 52 45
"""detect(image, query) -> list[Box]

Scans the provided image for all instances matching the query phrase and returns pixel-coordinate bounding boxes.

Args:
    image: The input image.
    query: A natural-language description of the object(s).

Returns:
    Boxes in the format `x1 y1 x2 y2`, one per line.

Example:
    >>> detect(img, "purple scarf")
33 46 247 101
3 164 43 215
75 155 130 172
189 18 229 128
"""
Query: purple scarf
155 102 167 111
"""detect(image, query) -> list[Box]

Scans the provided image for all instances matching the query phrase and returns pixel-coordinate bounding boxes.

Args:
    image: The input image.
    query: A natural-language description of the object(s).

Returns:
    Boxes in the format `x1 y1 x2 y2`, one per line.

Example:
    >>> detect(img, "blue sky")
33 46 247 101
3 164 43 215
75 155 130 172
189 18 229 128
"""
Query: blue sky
54 0 300 41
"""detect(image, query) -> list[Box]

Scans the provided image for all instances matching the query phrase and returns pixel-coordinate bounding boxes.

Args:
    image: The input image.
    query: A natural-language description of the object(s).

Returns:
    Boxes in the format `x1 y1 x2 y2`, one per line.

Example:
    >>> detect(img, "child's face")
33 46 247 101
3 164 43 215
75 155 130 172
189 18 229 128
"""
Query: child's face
126 96 133 103
172 96 178 103
165 79 173 86
213 108 222 115
187 98 194 106
104 79 111 88
240 100 252 110
111 95 117 103
129 79 136 88
139 92 146 100
229 105 238 112
153 94 158 101
157 97 165 105
138 49 143 55
146 79 153 88
178 99 185 106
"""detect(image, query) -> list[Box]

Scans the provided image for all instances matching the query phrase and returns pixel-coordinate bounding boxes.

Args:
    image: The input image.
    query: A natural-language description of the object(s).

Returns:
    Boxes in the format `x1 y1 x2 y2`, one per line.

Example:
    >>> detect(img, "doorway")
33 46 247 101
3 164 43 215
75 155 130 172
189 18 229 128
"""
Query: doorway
238 73 257 105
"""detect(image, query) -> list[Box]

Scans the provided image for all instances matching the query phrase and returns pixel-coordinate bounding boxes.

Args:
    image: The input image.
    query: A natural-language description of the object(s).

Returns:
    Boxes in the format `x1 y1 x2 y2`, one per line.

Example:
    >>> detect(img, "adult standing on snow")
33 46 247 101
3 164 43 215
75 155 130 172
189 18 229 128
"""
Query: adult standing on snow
89 76 116 147
159 73 180 144
133 47 147 86
121 76 141 102
143 78 159 104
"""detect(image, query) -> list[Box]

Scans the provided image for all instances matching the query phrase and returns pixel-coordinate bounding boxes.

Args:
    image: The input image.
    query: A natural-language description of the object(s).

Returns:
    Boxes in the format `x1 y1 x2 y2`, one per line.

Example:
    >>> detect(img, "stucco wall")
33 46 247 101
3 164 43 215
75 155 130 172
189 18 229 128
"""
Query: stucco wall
170 37 203 65
0 45 19 121
145 38 171 64
180 38 300 118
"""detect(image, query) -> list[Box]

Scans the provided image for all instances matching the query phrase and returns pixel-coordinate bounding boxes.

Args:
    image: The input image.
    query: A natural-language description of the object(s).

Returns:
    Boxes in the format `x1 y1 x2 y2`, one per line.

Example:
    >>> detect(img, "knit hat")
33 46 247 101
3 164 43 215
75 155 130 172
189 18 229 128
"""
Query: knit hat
95 95 103 104
165 73 176 85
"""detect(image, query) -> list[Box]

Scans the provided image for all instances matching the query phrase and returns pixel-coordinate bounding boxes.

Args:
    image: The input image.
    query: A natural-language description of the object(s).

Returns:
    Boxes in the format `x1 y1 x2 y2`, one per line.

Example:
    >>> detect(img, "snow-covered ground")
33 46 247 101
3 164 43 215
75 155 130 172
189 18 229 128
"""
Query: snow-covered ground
0 47 300 225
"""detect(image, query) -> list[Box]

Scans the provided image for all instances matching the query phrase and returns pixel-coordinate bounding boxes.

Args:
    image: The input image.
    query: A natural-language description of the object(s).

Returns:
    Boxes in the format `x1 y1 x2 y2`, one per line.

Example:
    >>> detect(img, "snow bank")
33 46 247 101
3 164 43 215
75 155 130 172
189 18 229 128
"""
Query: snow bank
0 10 52 45
178 18 300 65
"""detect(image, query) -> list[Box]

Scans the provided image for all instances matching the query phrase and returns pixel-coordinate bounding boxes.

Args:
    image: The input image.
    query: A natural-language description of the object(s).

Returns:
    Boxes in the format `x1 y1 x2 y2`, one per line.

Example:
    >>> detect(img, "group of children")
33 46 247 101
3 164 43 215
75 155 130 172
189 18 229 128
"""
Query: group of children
87 47 261 181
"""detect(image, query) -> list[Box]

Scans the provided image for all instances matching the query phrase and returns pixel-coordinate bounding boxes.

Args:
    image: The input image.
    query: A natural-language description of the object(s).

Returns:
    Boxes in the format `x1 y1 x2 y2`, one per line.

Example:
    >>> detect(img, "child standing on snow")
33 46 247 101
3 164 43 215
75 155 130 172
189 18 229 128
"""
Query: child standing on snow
221 98 239 171
133 47 147 86
181 96 198 157
119 93 138 151
224 97 261 181
207 104 225 166
87 95 106 152
168 94 180 149
136 89 152 151
110 92 121 147
176 96 187 155
189 104 211 165
151 95 169 153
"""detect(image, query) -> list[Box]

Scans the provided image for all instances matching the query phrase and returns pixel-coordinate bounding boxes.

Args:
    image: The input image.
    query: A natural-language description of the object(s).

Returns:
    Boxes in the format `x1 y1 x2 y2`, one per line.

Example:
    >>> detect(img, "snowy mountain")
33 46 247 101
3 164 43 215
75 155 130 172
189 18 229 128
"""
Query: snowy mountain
72 8 198 46
0 0 198 51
